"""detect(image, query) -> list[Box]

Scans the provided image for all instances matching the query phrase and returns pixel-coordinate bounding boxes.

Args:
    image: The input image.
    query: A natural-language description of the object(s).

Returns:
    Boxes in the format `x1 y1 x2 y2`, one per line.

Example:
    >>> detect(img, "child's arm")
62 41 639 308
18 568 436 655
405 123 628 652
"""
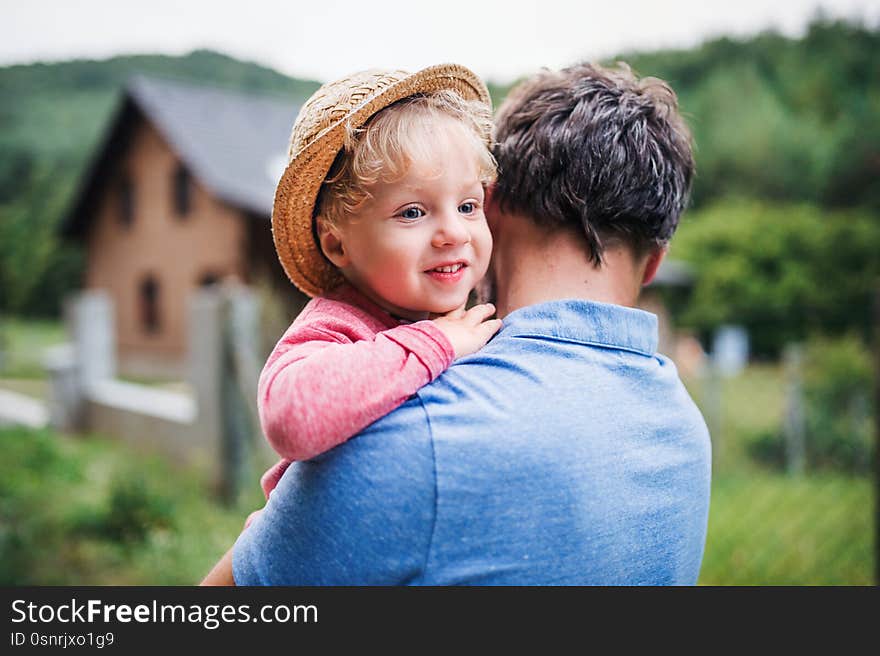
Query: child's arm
259 303 500 464
259 320 449 462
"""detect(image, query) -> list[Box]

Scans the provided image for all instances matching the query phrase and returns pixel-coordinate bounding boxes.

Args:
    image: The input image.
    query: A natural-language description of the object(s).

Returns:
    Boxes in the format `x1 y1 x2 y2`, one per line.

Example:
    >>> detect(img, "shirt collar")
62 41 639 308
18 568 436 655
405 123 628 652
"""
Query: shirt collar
499 299 659 357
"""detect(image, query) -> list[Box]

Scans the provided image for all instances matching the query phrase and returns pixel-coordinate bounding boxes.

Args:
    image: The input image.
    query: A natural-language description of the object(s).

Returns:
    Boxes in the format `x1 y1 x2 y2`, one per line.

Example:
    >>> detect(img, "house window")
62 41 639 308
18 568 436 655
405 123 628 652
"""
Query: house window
173 164 191 217
119 176 134 227
139 275 161 334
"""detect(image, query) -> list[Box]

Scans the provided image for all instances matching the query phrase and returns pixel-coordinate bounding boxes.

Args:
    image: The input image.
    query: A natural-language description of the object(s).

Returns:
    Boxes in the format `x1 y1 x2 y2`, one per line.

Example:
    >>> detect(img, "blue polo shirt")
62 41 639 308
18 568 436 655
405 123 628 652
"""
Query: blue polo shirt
233 299 712 585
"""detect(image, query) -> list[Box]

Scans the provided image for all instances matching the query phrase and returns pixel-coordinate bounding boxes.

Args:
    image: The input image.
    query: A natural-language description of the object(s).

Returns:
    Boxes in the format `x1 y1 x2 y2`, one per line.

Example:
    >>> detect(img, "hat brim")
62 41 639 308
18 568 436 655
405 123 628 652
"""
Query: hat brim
271 63 492 298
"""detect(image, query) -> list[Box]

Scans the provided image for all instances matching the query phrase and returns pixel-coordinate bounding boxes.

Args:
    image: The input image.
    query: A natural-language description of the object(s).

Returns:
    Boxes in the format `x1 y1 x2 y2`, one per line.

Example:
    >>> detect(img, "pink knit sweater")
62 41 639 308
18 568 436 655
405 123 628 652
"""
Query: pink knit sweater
257 284 454 497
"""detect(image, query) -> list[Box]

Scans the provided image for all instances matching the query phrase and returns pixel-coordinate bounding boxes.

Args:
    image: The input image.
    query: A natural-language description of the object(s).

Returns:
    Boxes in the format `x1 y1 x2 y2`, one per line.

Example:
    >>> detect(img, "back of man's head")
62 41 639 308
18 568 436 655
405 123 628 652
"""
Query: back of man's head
493 62 694 264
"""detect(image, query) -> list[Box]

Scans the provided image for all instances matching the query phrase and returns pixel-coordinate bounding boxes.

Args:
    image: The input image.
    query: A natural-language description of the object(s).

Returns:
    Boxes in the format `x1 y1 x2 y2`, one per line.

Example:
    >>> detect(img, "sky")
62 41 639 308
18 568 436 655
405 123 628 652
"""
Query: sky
2 0 877 84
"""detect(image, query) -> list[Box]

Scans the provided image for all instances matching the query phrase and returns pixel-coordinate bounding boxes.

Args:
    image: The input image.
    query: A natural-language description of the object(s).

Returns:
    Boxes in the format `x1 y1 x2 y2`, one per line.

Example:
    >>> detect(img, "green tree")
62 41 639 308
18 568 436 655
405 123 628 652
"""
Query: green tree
0 158 82 315
670 199 880 355
618 18 880 209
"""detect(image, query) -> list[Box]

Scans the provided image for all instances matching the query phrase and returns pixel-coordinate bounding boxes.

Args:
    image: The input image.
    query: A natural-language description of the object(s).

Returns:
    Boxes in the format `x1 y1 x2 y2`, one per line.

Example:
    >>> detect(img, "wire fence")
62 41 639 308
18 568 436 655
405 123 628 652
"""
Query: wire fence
1 290 876 585
684 337 876 585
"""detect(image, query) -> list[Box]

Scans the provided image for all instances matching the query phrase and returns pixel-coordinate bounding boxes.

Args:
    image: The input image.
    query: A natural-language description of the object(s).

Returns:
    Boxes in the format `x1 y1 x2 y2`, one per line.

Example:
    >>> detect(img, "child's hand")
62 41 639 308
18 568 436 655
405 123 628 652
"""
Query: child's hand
432 303 502 359
260 458 292 499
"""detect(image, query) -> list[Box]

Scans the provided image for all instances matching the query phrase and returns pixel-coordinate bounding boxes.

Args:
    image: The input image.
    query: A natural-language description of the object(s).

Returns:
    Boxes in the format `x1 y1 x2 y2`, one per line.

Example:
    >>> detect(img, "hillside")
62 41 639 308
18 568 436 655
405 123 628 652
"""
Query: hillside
0 49 320 201
0 50 322 316
615 19 879 208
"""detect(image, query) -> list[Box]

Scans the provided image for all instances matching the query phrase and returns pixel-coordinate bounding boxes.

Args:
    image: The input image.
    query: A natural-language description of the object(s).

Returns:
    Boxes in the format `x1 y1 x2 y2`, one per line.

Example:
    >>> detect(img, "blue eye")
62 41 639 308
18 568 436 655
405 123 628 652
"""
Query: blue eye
458 202 476 215
400 207 425 220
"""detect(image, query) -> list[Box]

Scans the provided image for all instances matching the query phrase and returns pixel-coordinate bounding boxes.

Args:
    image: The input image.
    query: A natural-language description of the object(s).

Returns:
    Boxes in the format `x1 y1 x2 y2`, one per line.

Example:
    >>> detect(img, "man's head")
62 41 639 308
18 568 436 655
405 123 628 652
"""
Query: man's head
491 62 694 265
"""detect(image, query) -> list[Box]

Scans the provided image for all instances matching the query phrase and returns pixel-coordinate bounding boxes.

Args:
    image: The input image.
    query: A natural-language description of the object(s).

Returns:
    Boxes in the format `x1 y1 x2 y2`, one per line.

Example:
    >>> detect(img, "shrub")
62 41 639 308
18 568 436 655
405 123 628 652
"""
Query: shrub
746 427 787 470
99 475 175 543
802 335 874 473
746 335 874 473
671 200 880 357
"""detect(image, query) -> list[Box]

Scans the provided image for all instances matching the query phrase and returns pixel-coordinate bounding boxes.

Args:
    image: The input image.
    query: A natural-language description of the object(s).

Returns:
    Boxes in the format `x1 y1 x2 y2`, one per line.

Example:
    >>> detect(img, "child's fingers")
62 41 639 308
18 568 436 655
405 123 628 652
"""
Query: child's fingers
464 303 496 325
260 458 292 499
434 302 468 320
477 318 503 341
243 508 264 530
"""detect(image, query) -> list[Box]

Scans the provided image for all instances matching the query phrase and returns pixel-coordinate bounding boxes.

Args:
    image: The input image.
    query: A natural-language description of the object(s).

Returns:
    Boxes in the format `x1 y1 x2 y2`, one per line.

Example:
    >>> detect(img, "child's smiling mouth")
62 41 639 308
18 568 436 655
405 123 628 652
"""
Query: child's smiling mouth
425 261 468 282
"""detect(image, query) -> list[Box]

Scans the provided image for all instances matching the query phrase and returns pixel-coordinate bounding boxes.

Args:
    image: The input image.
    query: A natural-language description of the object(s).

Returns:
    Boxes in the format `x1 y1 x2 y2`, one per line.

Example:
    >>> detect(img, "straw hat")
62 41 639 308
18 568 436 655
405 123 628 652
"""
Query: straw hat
272 64 492 297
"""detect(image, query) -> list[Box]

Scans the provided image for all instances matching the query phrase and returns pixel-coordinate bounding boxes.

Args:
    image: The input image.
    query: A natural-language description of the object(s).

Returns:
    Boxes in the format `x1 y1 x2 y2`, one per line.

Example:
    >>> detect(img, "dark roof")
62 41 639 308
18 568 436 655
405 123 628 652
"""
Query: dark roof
63 75 299 237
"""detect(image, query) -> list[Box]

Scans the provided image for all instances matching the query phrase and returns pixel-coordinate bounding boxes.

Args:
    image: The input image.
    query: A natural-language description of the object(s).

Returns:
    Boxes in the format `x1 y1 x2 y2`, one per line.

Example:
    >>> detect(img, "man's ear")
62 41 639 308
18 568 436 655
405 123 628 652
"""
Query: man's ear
316 218 350 269
641 246 667 286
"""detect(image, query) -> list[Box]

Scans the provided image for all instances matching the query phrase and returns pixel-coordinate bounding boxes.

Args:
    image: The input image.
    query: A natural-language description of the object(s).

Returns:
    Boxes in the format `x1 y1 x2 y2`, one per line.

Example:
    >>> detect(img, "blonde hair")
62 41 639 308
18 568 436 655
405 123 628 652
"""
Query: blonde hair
316 90 496 228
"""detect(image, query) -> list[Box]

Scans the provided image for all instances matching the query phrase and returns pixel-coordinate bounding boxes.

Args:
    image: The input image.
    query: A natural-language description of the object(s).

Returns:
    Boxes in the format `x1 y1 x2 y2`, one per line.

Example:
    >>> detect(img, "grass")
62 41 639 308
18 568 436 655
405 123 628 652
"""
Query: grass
683 363 789 471
0 316 65 380
685 364 875 585
1 421 873 585
0 321 873 585
699 471 874 585
0 426 263 585
0 377 49 400
0 316 183 397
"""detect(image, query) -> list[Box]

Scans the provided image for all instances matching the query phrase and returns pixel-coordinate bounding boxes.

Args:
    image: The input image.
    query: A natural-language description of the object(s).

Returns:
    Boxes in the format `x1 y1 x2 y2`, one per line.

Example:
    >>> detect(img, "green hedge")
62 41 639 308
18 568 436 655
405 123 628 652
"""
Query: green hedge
0 427 261 585
671 200 880 356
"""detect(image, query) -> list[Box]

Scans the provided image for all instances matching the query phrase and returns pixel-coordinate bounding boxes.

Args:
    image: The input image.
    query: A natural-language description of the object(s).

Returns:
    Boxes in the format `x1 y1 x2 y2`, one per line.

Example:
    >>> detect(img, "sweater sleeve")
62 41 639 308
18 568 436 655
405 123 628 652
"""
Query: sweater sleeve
257 313 453 462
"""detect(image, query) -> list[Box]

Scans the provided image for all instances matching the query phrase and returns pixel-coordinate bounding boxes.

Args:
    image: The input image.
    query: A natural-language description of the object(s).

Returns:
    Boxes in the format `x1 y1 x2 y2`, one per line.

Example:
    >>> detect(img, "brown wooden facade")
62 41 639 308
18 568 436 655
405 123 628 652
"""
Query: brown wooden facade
64 77 305 378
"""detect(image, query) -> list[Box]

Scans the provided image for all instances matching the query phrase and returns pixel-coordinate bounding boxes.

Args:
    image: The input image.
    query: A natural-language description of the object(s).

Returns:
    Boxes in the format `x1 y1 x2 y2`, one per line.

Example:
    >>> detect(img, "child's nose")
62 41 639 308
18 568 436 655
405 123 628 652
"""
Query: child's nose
432 209 471 247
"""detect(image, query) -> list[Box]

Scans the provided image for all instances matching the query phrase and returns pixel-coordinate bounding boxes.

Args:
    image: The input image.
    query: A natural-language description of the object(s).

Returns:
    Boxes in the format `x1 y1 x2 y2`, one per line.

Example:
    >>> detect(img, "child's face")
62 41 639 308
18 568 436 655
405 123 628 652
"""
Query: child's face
327 120 492 321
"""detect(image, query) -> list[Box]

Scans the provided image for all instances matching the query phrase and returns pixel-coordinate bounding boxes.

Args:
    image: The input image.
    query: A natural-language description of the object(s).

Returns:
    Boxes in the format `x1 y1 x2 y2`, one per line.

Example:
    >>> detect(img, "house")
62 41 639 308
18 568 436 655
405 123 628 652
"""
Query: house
62 75 307 378
61 74 694 379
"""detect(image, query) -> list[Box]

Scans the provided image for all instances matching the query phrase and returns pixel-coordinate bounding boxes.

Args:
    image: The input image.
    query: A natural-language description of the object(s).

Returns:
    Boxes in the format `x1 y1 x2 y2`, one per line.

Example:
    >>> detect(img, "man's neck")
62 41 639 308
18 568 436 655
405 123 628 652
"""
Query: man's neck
490 213 649 319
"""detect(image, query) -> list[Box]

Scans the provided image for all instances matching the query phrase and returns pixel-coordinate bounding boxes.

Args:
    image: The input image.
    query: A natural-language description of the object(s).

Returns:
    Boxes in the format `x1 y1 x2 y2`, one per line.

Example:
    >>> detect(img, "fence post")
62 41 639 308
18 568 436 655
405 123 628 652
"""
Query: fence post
44 343 80 431
874 286 879 586
217 283 263 504
219 308 247 504
704 359 723 469
46 291 115 431
783 343 806 476
67 290 115 388
225 283 262 432
189 284 265 503
188 290 224 492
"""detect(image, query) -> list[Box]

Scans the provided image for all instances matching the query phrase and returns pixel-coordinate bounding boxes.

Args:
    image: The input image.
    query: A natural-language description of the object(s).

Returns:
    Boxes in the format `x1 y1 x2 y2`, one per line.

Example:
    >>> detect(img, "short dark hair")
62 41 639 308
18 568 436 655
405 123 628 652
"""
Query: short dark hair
492 62 694 264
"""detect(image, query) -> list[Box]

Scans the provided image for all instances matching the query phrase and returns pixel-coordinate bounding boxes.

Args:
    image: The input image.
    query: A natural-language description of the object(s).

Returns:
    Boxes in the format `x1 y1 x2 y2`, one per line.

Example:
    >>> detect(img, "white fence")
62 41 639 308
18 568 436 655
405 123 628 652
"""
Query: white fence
1 285 269 499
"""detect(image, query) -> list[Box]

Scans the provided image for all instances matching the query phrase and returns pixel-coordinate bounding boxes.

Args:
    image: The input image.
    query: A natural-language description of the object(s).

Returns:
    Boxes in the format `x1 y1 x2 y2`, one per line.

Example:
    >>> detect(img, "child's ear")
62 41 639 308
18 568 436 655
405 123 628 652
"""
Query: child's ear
316 218 350 268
